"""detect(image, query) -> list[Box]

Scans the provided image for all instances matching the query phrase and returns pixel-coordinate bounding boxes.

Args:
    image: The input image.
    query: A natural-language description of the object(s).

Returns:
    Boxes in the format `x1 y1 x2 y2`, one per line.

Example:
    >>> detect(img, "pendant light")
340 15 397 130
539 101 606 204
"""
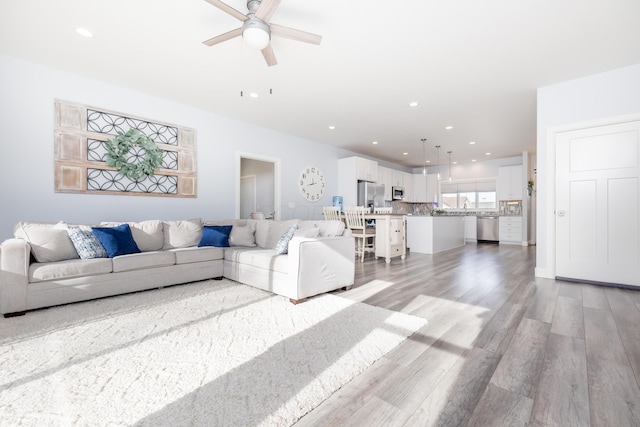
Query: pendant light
447 150 453 182
421 138 427 175
435 145 441 180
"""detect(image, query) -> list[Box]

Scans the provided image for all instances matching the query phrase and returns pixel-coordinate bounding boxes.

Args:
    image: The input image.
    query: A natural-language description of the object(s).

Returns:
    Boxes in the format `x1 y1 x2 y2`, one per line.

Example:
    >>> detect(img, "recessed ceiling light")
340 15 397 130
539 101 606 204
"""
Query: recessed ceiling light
76 28 93 38
453 161 458 164
425 160 431 163
469 141 476 145
328 125 335 130
409 102 418 107
403 152 408 156
485 152 491 156
372 141 378 145
445 126 453 130
472 159 477 162
249 92 259 98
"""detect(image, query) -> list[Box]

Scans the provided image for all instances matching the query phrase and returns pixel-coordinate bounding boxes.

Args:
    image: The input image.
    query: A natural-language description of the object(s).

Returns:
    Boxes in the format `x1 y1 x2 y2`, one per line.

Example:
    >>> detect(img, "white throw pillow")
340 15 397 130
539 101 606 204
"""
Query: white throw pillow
14 221 79 262
162 218 203 249
317 220 346 237
293 227 320 238
229 223 256 247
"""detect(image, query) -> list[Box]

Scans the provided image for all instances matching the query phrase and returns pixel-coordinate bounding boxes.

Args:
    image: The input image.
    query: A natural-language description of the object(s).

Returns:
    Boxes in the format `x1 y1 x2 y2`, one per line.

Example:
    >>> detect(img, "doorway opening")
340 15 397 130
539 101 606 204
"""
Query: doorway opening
237 153 280 220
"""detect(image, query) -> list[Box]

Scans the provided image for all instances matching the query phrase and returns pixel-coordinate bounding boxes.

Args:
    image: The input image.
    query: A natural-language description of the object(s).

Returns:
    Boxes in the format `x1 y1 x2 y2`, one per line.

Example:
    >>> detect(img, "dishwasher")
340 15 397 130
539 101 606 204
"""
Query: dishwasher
477 216 499 243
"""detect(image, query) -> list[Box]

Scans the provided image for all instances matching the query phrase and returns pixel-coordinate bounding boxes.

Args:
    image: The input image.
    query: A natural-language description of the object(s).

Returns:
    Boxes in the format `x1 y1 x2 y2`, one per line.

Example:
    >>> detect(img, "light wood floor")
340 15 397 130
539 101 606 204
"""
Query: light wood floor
296 243 640 427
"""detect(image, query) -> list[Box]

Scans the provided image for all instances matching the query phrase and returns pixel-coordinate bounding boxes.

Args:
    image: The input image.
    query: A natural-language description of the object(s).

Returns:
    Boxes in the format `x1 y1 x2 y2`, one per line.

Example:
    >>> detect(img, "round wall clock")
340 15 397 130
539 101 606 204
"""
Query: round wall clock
298 166 325 202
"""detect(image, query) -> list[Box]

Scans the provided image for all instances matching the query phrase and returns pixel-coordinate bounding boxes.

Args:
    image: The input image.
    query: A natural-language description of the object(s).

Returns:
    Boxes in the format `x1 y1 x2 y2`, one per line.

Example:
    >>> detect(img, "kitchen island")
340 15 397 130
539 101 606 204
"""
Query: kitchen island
406 215 465 254
369 214 406 263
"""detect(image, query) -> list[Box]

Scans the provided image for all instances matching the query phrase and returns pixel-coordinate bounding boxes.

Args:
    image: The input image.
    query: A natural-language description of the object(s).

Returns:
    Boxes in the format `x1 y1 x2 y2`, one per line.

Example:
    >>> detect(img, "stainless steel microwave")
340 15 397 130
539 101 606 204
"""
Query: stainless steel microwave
392 186 405 200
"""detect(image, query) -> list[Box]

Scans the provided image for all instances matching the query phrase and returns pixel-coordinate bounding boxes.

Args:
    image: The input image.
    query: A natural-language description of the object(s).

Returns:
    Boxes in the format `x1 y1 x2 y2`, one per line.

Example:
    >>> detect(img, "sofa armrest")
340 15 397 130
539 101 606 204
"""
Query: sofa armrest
1 238 30 314
287 236 355 300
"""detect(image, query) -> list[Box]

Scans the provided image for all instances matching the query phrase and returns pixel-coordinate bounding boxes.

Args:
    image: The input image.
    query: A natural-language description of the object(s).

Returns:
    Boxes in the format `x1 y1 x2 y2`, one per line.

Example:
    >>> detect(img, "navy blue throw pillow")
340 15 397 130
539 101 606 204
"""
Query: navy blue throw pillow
199 225 233 247
91 223 141 258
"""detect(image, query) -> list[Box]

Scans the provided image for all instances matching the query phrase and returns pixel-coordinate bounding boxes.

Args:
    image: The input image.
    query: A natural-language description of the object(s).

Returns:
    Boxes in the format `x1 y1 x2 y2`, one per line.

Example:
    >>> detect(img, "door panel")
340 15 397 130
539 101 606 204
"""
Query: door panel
556 120 640 287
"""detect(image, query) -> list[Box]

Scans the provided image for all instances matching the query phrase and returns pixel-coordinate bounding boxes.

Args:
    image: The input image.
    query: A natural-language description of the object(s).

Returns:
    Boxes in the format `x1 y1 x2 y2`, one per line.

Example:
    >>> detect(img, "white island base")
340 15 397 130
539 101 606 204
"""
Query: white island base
406 216 466 254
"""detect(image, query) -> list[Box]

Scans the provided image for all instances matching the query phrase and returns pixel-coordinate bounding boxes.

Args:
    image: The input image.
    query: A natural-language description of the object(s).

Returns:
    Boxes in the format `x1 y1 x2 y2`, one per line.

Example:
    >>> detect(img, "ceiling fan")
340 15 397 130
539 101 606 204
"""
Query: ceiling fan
202 0 322 67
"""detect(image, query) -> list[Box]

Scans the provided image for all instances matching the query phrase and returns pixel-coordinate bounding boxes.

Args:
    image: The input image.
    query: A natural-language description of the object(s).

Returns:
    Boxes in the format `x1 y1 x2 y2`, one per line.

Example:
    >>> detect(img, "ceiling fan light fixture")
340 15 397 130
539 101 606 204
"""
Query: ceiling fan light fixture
242 18 270 50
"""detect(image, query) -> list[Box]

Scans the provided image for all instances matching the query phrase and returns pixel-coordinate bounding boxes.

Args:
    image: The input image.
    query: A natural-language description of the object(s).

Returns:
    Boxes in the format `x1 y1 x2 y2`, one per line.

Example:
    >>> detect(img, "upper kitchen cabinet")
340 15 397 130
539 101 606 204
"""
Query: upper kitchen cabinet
403 172 414 201
498 165 523 200
413 173 438 203
379 166 393 200
338 156 378 206
354 157 378 182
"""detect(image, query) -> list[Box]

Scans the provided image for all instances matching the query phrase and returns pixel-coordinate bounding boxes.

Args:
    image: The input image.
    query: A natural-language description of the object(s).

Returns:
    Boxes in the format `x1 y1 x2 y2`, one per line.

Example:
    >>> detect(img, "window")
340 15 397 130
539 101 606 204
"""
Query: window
440 179 497 210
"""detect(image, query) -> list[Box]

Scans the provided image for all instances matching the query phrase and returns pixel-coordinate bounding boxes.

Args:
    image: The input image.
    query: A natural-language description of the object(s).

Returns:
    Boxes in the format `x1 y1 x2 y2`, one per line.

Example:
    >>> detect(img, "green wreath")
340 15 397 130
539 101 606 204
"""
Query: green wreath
105 129 162 180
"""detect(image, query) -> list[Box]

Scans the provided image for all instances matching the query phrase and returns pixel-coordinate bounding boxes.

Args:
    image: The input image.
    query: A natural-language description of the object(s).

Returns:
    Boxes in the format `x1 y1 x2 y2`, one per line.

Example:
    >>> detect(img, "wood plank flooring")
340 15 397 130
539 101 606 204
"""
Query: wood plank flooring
295 243 640 427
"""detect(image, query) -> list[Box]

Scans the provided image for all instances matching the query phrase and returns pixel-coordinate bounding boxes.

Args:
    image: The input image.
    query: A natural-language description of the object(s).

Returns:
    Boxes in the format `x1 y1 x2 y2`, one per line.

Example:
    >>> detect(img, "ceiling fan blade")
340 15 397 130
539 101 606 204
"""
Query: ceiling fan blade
204 0 247 21
261 44 278 67
270 23 322 45
202 27 242 46
255 0 282 22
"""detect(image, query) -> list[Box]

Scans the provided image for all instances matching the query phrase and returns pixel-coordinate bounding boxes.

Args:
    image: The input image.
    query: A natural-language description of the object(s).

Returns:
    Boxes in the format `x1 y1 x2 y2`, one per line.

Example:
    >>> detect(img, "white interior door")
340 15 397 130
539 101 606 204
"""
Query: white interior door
240 176 256 219
556 120 640 287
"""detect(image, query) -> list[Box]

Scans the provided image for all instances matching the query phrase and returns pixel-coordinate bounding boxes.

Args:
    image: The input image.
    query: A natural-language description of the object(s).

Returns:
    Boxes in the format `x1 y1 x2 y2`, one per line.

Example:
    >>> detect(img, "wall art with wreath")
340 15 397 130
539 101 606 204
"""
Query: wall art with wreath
53 100 197 197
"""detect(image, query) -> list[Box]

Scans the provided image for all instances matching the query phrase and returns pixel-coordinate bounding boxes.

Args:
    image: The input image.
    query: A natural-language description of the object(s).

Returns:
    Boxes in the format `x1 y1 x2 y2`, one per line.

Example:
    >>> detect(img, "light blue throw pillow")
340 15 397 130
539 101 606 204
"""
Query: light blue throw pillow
67 226 108 259
274 225 298 255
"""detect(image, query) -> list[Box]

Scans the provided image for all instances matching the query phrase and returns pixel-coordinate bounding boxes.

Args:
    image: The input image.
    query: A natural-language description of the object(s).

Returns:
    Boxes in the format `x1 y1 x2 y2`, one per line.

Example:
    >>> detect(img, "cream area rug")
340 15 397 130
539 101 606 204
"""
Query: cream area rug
0 279 426 426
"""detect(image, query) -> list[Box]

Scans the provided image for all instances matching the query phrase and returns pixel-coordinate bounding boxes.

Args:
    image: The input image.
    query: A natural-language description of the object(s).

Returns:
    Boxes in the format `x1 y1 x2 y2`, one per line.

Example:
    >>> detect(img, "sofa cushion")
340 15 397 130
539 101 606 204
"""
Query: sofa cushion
264 220 300 249
199 225 232 247
92 224 141 258
67 225 108 259
29 258 113 283
170 246 224 264
224 247 289 274
163 218 203 249
275 225 298 255
229 222 256 247
112 250 175 273
14 221 79 263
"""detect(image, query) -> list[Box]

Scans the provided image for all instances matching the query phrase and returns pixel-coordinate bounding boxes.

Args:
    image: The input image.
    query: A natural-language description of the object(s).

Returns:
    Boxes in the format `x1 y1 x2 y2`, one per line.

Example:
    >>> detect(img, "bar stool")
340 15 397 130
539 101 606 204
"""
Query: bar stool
373 207 393 214
344 206 375 262
322 206 341 221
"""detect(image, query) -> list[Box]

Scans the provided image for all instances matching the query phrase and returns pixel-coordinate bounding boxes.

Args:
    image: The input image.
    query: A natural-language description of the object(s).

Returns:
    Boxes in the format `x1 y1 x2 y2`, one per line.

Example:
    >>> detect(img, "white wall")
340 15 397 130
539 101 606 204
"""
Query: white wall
536 63 640 278
0 54 357 241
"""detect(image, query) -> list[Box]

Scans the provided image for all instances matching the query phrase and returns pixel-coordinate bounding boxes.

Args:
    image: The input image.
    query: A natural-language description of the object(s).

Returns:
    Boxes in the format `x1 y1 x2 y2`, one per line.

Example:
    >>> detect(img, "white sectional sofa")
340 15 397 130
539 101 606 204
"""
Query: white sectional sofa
0 218 355 317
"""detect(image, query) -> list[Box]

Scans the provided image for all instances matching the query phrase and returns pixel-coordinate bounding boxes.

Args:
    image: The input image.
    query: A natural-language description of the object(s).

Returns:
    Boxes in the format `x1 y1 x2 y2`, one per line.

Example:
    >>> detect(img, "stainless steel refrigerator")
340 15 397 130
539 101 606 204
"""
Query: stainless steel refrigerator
357 182 385 210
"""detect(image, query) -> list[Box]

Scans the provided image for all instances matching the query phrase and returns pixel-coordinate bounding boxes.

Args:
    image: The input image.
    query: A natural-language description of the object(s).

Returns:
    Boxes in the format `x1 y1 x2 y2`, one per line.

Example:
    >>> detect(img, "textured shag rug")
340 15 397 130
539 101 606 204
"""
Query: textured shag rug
0 279 425 426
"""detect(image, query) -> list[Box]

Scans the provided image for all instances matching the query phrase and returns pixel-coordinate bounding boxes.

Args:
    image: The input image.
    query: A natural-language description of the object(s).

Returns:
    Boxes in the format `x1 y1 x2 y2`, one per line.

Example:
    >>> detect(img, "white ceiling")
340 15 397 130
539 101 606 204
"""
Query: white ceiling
2 0 640 168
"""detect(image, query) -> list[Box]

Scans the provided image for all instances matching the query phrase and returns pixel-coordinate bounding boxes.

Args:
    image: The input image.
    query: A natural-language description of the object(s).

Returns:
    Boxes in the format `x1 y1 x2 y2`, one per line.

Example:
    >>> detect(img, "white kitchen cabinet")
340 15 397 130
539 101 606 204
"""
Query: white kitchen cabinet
498 165 523 200
464 216 477 242
413 174 427 202
379 166 393 200
403 172 413 202
375 215 406 263
338 157 379 206
499 216 523 244
356 157 378 182
412 173 438 203
391 170 404 187
426 174 438 203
